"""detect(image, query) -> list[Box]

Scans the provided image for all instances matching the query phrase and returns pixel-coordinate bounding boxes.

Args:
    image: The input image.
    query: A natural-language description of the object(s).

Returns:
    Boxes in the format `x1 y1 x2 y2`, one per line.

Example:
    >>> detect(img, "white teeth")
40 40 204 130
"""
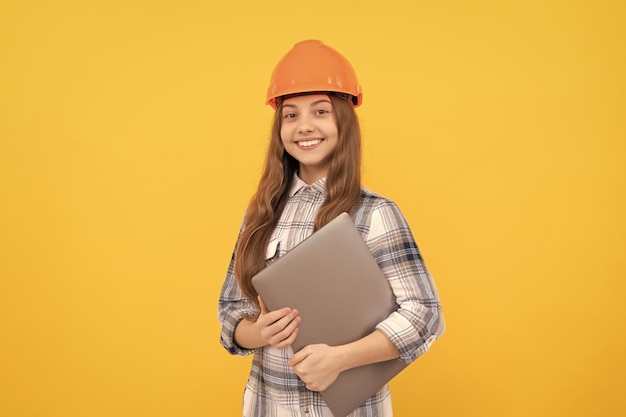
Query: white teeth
298 139 322 147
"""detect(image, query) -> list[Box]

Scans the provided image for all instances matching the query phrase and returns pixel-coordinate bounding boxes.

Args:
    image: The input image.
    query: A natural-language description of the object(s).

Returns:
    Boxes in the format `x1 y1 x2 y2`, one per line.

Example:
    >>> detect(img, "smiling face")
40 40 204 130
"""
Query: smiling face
280 94 339 184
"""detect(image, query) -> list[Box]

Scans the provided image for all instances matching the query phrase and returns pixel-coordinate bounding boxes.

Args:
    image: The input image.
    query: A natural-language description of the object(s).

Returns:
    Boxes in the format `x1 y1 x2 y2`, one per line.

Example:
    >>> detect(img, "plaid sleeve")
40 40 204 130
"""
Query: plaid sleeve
366 201 445 363
217 224 260 357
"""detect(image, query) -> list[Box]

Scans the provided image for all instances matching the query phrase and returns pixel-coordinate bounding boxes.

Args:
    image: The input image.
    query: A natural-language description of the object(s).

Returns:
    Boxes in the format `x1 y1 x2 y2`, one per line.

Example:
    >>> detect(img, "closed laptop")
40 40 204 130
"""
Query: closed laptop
251 212 408 417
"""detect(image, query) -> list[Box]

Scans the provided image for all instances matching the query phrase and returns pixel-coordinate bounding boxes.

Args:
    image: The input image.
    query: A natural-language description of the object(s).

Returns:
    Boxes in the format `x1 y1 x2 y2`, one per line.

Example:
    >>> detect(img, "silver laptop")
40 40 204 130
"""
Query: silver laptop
251 212 408 417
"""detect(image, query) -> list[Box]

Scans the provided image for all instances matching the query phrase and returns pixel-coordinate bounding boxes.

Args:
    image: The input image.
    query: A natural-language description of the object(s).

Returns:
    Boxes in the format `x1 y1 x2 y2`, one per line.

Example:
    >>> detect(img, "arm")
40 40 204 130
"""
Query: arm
218 233 302 354
217 246 259 356
369 201 445 362
335 329 400 369
218 221 263 356
288 330 399 392
289 201 444 391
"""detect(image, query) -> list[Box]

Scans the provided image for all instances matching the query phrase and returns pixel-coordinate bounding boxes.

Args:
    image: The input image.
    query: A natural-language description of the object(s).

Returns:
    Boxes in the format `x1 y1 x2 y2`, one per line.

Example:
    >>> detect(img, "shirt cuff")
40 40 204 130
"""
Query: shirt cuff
220 307 259 357
375 309 440 363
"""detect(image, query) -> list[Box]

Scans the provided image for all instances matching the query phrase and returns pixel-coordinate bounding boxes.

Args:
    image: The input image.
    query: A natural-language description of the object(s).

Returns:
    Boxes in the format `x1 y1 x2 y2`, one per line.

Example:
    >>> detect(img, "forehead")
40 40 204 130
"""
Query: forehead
282 93 331 107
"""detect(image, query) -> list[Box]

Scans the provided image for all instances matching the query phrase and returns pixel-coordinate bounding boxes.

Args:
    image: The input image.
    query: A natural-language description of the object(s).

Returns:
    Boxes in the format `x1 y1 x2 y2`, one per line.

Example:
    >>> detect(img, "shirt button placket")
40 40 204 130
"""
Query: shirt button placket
291 192 307 249
297 187 309 218
299 383 313 416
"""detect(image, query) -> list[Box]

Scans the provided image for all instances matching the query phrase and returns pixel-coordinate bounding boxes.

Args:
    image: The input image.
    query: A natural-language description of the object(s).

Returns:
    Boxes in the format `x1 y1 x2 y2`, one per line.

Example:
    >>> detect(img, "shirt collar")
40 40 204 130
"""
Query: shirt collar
288 173 327 197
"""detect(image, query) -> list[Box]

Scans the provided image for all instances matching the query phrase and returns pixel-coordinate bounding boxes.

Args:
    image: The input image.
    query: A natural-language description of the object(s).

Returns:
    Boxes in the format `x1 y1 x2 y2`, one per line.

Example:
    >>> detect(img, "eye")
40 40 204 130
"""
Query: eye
282 112 296 119
315 109 331 116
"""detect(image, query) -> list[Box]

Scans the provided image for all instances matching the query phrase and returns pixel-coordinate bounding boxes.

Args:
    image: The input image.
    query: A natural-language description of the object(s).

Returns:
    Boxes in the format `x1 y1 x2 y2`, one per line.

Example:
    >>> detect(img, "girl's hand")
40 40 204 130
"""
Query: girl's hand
255 296 301 349
288 344 342 392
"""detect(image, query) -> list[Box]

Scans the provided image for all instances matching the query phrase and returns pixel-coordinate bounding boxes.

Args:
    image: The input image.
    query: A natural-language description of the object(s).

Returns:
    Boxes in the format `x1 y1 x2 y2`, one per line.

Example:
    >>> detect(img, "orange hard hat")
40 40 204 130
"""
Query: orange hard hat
266 40 363 110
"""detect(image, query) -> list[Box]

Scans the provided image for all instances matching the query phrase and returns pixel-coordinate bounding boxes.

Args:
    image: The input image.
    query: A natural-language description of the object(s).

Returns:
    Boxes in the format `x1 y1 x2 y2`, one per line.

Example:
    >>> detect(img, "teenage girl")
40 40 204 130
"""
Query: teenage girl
218 40 445 417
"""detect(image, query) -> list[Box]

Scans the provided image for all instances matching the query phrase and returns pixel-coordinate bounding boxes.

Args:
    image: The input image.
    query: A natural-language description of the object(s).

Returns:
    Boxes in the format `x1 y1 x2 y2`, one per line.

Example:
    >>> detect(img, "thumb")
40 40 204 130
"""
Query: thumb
258 295 269 314
289 346 310 367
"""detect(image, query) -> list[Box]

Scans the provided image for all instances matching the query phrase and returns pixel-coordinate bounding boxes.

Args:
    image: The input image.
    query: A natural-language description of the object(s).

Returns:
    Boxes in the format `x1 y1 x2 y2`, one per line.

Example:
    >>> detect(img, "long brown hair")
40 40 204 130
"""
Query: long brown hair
234 94 362 306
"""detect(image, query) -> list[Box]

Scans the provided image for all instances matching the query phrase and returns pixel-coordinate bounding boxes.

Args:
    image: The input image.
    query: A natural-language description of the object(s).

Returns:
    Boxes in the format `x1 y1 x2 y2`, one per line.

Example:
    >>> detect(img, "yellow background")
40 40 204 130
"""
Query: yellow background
1 0 624 416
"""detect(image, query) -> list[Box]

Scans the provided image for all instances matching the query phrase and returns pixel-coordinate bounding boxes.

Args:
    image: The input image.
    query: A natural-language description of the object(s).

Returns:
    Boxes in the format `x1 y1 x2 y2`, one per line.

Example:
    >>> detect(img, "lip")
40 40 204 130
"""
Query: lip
295 138 324 149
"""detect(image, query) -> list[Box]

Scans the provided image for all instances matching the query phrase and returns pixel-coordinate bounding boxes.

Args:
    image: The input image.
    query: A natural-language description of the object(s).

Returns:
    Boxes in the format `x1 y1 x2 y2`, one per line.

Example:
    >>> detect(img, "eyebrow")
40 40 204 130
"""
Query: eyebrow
282 99 332 109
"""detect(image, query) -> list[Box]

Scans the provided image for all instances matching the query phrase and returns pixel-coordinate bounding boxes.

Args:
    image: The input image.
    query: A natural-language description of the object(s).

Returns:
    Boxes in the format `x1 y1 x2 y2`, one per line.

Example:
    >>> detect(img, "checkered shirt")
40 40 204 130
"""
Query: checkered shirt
218 175 444 417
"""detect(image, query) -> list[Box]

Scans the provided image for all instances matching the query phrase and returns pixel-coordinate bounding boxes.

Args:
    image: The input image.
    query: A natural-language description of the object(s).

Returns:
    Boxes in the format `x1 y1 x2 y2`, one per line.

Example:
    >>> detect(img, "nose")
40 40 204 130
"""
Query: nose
297 114 314 133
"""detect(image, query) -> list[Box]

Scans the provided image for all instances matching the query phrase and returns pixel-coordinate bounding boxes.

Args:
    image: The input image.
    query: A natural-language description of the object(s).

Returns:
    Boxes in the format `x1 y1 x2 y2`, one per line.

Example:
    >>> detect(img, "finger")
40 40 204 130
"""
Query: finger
274 327 299 350
306 383 320 392
260 307 296 329
269 315 301 346
258 295 269 314
288 344 310 367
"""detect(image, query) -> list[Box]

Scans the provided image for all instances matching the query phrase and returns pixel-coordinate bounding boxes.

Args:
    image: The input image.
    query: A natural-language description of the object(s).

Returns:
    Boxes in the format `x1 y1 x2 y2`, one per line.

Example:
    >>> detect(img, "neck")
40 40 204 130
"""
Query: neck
298 166 327 184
